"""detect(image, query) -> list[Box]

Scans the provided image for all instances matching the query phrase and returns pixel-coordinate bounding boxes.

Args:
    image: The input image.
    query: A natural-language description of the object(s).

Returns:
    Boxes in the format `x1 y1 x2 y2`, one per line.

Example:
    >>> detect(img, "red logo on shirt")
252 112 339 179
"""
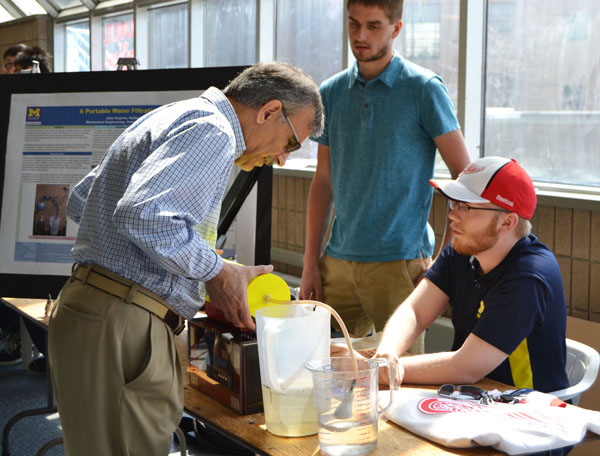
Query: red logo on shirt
416 398 568 434
418 398 483 415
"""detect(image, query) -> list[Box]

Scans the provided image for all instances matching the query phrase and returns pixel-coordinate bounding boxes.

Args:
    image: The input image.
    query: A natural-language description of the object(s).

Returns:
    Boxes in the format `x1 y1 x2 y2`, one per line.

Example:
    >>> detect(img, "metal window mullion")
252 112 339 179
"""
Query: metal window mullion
258 0 275 61
188 0 203 67
0 0 25 18
479 0 489 159
36 0 59 17
254 0 259 63
80 0 97 10
342 0 349 70
458 0 486 161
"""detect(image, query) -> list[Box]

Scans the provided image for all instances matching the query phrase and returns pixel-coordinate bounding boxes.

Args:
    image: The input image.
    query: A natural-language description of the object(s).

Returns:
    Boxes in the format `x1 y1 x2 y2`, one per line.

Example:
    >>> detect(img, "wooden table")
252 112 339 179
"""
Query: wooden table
1 297 60 456
3 298 574 456
3 297 49 368
176 329 503 456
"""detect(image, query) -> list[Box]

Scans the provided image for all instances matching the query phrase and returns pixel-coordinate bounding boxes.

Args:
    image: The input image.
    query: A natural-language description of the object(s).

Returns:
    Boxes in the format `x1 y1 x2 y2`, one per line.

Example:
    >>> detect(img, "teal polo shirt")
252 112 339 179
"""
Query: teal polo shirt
313 53 460 261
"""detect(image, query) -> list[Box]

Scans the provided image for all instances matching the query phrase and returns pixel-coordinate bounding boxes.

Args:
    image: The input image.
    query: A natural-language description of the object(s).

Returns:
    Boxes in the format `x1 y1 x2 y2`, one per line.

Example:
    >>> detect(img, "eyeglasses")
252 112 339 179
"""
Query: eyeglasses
281 105 302 153
449 200 509 214
3 62 14 70
438 384 521 405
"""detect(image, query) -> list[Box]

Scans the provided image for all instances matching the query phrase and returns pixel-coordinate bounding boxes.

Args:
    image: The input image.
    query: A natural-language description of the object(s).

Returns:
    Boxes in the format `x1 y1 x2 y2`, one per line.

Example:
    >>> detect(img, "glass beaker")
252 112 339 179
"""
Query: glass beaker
49 216 60 235
305 357 397 456
255 304 330 437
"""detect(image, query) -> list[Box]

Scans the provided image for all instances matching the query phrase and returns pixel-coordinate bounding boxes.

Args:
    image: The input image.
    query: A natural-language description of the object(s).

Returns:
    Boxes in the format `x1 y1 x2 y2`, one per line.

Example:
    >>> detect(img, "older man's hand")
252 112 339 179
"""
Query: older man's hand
205 261 273 330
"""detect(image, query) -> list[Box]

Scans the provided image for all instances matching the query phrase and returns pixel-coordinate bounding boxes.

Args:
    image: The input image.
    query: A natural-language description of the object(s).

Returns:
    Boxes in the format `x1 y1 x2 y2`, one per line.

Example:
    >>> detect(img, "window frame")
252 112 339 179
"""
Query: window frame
49 0 600 207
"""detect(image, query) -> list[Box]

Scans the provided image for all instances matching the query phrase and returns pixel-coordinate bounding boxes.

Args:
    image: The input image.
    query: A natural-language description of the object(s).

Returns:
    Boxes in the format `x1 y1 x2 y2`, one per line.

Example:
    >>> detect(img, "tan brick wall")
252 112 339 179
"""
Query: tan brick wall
272 174 600 324
271 174 308 277
0 15 53 70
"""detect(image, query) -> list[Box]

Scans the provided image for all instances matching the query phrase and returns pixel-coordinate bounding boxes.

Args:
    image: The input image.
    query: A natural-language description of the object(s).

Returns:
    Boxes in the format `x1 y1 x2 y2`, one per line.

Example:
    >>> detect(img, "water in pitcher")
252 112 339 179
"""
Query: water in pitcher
261 385 318 437
318 417 377 456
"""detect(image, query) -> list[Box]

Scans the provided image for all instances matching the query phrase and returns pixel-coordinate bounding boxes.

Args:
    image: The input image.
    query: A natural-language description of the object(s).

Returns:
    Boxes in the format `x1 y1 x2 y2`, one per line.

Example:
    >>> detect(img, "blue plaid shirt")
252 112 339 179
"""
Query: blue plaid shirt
67 87 245 319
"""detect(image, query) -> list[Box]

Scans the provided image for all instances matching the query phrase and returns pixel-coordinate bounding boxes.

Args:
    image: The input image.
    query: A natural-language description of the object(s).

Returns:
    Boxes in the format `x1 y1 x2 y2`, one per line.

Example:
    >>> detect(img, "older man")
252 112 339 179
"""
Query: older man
49 62 323 455
374 156 569 394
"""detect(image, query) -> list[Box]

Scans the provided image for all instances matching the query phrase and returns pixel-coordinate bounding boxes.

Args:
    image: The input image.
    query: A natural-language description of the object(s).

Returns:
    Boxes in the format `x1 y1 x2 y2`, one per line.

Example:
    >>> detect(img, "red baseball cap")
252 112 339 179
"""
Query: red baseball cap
430 157 537 219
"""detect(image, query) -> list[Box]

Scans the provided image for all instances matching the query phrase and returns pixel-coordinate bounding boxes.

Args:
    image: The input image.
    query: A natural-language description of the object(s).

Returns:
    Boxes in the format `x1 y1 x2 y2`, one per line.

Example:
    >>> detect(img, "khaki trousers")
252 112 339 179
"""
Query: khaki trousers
320 254 429 353
48 278 183 456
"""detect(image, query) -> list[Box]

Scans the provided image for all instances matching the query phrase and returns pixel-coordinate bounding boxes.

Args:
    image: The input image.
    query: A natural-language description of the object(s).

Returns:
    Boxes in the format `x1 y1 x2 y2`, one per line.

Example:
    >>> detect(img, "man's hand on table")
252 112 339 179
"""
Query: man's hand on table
374 349 405 387
330 342 405 387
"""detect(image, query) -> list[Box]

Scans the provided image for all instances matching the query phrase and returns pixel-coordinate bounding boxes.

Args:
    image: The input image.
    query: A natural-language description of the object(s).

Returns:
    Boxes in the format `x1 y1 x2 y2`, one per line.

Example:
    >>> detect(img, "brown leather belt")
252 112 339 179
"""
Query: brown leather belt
71 263 184 335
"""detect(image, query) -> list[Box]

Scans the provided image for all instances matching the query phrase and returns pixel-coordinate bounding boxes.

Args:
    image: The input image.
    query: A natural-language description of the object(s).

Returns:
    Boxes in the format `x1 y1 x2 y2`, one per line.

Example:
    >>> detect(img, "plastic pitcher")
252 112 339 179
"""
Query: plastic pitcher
305 357 397 456
255 304 330 436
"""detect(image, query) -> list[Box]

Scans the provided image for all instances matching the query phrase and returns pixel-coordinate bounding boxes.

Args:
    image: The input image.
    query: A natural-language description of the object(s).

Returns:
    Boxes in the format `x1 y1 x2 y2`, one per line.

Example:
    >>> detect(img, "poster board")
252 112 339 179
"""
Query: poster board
0 66 265 298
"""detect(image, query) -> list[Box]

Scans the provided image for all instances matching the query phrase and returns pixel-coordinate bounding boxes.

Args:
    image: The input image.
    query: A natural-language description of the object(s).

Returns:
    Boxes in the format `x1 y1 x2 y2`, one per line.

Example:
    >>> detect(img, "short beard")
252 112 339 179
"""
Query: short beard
353 42 390 63
451 216 500 257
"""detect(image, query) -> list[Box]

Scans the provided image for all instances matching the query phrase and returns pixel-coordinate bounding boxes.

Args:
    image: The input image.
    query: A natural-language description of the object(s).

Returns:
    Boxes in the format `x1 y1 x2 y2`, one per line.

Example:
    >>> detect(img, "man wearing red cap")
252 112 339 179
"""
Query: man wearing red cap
372 156 569 393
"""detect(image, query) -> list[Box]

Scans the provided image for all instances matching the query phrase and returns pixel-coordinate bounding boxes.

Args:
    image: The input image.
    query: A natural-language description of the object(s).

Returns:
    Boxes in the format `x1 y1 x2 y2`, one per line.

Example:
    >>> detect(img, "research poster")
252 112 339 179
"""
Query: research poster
0 90 202 276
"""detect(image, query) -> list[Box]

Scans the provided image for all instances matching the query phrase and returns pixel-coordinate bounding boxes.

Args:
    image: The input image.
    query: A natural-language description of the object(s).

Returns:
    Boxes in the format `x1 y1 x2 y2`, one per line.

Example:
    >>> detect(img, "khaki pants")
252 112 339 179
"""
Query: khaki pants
48 278 183 456
320 254 430 353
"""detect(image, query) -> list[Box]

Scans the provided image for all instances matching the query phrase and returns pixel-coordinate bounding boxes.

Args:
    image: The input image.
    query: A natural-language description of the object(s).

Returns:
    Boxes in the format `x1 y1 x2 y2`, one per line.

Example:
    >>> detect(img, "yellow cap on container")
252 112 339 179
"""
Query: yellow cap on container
207 259 291 317
247 273 290 317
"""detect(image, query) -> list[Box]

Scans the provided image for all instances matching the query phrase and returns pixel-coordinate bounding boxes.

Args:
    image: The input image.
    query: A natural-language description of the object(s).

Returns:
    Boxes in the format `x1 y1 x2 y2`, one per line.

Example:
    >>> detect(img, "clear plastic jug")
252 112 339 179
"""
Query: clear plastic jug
255 304 330 436
305 357 397 456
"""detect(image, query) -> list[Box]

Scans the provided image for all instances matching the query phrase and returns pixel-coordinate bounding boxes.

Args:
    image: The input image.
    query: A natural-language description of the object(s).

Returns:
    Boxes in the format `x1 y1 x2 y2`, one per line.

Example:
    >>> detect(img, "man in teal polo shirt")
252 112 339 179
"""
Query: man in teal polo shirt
300 0 470 345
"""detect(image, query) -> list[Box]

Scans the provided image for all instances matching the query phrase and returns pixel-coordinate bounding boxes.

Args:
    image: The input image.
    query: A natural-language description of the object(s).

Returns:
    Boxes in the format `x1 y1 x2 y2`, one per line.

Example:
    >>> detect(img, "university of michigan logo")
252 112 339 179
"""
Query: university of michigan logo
26 107 41 121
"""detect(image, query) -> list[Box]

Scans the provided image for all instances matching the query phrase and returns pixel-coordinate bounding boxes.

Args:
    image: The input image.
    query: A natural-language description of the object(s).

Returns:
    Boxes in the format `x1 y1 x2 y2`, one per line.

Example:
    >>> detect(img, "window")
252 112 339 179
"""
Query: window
276 0 343 87
484 0 600 187
276 0 344 162
52 0 80 8
12 0 45 16
394 1 459 107
205 0 256 67
400 2 441 60
488 2 514 59
562 85 585 111
48 0 600 192
102 13 134 71
149 2 188 69
65 21 90 72
567 12 589 41
0 5 13 22
393 0 460 174
488 2 514 33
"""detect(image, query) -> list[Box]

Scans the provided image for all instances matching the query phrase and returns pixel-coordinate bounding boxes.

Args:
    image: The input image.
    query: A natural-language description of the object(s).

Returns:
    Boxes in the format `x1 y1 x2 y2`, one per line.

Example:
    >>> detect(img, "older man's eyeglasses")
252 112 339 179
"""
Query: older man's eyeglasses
449 200 509 214
281 105 302 153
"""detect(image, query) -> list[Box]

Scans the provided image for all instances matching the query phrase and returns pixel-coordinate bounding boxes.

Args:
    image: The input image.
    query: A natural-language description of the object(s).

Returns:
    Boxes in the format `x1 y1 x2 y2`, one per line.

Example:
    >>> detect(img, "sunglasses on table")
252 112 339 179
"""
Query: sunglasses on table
438 384 522 405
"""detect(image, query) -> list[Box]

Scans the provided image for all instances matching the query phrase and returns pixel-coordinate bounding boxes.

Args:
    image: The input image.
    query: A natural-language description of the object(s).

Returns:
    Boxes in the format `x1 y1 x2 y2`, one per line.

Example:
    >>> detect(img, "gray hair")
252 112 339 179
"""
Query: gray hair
224 62 324 137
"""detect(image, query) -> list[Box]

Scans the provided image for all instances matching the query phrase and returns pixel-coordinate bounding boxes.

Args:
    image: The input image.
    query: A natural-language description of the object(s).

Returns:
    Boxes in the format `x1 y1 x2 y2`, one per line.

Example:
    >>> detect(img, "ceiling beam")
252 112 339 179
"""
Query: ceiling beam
35 0 59 17
80 0 97 11
0 0 25 18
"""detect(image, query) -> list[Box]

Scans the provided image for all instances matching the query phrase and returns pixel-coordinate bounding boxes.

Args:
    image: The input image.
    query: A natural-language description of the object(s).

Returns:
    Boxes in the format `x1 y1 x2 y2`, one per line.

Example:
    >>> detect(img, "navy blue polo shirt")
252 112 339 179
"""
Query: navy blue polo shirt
425 234 569 393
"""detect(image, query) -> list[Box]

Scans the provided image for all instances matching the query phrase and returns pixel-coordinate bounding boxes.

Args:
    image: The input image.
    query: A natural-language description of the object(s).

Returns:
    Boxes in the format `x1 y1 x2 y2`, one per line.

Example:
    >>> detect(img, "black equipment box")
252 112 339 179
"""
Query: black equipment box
188 317 263 414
